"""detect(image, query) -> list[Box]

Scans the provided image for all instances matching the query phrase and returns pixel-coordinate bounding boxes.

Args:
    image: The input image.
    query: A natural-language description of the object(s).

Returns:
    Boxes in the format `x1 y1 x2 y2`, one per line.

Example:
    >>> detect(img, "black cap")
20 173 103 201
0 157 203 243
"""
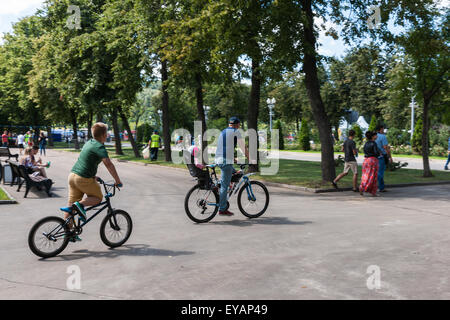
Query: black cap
229 117 241 124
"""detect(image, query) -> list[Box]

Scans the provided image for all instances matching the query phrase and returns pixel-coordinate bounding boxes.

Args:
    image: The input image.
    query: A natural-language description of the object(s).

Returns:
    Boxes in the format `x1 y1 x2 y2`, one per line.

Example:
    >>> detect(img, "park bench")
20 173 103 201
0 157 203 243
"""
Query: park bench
7 160 53 198
0 147 19 183
0 147 19 161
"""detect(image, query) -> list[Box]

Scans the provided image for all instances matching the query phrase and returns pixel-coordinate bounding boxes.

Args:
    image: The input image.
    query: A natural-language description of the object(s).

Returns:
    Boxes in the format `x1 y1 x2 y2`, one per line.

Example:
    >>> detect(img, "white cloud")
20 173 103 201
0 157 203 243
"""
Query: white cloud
0 0 45 15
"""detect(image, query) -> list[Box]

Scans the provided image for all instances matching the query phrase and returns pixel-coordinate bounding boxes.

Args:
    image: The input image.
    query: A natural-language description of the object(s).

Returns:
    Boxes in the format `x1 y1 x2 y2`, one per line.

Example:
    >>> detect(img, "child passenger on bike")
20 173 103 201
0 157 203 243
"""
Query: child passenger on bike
60 123 122 241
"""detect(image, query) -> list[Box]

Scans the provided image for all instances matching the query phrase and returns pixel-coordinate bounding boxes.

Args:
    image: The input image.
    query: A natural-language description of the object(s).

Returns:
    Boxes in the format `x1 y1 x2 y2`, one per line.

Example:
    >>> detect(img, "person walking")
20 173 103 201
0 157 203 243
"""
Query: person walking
25 131 32 147
17 132 25 155
38 132 47 156
375 125 392 192
215 117 249 216
445 136 450 170
149 130 161 161
332 129 359 192
360 131 382 197
1 131 8 147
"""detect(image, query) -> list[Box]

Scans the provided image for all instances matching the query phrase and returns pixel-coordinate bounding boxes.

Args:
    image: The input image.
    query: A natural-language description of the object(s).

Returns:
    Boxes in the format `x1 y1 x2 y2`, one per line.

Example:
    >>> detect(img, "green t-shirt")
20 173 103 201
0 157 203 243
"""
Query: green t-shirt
71 139 109 178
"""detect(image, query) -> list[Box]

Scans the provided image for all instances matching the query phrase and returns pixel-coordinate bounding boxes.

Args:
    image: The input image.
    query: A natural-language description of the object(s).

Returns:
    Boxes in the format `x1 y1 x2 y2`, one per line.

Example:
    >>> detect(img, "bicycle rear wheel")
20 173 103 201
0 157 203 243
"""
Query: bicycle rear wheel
184 185 219 223
28 216 70 258
237 181 269 218
100 210 133 248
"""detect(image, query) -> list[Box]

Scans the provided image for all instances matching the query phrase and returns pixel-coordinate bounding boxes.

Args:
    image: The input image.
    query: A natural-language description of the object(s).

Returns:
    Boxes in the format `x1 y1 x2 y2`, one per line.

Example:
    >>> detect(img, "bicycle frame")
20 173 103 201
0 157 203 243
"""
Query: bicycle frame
45 181 118 240
203 165 257 206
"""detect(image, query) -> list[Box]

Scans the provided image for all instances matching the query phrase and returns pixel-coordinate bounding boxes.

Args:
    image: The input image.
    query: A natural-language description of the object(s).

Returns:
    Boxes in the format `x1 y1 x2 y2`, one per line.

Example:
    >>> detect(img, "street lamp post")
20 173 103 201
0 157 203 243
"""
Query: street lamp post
266 98 276 131
410 96 416 142
204 106 210 122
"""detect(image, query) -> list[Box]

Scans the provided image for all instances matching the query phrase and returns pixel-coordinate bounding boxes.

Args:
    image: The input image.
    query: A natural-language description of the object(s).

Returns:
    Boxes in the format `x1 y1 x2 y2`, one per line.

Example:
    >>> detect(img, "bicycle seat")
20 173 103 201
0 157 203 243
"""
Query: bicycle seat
206 164 217 168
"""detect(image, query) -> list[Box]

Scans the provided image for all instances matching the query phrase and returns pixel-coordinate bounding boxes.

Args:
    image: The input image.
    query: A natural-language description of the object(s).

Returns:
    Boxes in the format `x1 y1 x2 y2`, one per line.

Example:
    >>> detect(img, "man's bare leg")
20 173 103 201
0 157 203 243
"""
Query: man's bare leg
334 172 348 184
353 174 358 190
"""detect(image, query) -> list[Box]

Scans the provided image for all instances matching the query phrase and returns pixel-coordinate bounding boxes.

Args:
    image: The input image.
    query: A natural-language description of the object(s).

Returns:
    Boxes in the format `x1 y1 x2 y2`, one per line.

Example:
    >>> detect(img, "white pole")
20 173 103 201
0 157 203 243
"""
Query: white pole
411 96 415 141
269 111 273 132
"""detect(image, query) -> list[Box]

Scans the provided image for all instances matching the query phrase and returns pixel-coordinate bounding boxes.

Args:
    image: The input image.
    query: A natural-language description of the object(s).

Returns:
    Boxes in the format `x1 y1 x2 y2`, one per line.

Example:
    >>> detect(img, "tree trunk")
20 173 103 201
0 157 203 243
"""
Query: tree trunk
161 59 172 162
301 0 336 181
46 125 54 147
118 105 140 158
70 109 80 150
96 113 104 123
87 111 93 139
195 72 207 163
421 95 432 177
247 59 262 172
111 108 123 155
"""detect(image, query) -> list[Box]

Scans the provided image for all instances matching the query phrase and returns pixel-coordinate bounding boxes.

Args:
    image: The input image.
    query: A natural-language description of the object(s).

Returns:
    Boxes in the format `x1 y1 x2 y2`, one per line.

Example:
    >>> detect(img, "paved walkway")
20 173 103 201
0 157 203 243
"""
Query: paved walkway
1 149 449 299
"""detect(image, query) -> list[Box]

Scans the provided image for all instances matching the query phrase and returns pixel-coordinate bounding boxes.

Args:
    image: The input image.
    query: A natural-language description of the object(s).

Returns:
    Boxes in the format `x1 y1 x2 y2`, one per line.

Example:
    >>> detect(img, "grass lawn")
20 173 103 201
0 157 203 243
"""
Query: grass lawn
282 148 448 160
60 147 450 190
255 159 450 189
0 187 11 201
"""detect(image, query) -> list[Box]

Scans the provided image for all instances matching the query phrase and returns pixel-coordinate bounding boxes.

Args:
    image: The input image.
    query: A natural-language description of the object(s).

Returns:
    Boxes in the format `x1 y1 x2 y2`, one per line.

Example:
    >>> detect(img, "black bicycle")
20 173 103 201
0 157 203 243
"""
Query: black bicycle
184 164 270 223
28 178 132 258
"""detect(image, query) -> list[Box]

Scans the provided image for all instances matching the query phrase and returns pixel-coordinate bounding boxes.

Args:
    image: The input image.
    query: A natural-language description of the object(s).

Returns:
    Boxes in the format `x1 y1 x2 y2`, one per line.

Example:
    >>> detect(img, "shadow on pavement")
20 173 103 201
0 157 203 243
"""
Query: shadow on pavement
39 244 195 261
209 216 313 227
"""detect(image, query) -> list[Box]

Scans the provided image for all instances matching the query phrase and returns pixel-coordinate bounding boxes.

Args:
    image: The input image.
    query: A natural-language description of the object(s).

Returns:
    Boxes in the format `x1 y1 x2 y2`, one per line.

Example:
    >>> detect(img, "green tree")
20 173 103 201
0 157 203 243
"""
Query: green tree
299 120 311 151
368 115 378 132
398 13 449 177
351 124 363 142
273 120 284 150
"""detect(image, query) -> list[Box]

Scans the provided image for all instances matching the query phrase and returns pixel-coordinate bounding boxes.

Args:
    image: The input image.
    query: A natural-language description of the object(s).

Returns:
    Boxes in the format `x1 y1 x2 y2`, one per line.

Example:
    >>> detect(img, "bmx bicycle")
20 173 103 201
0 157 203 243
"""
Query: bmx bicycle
184 163 270 223
28 177 132 258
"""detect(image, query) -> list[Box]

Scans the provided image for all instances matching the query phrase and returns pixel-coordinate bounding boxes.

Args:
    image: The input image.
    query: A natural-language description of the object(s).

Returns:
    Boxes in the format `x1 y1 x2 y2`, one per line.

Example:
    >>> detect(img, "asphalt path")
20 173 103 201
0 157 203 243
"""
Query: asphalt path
1 149 449 299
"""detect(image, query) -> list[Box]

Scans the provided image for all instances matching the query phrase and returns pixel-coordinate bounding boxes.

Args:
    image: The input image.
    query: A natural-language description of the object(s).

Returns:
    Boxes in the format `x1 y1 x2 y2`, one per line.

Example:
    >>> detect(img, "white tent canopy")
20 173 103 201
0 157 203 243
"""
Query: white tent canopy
356 116 369 130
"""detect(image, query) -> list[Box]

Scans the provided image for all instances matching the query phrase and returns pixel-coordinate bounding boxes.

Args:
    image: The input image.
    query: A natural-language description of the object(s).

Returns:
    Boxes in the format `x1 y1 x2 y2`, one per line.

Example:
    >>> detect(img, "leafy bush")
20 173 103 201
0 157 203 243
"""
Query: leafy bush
137 123 154 143
335 155 345 167
387 128 409 146
430 145 447 157
299 119 311 151
351 123 363 141
368 115 378 132
391 145 413 155
334 143 343 152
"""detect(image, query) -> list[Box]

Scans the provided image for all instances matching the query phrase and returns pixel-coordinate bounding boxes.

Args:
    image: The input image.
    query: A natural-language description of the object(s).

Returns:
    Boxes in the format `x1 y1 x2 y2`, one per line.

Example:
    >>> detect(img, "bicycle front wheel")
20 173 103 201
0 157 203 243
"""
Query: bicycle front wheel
100 210 133 248
28 216 70 258
237 181 270 218
184 185 219 223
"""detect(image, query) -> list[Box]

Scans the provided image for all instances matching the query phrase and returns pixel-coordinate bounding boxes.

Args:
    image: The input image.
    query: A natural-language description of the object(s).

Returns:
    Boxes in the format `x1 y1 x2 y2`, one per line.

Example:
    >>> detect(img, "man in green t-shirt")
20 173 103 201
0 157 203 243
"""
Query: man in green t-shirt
60 123 122 241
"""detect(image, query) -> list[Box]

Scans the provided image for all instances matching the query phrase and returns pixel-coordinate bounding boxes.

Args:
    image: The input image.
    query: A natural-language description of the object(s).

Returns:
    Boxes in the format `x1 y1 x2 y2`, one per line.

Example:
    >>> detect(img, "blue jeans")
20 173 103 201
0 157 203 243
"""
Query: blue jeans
218 164 235 211
377 156 386 191
445 153 450 168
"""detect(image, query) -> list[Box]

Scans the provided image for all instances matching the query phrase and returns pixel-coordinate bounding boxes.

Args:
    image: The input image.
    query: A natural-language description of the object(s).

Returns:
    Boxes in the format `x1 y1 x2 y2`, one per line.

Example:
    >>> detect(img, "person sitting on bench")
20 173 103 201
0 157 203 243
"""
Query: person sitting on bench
20 146 49 178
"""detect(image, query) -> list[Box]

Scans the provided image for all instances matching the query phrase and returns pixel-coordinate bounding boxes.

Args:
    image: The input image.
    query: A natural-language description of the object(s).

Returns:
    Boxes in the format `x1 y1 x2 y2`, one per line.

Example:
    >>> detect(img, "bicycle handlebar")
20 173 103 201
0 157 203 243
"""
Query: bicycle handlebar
96 177 122 196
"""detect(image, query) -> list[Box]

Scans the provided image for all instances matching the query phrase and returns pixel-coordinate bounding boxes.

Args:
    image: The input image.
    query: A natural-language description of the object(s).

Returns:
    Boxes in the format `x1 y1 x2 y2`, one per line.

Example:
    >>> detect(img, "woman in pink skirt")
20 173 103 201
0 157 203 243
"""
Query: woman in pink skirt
360 131 382 196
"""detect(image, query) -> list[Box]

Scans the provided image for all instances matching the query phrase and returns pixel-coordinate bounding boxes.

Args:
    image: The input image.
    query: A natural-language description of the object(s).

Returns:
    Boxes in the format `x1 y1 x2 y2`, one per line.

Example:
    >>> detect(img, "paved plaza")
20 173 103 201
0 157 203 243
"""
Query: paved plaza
0 149 449 299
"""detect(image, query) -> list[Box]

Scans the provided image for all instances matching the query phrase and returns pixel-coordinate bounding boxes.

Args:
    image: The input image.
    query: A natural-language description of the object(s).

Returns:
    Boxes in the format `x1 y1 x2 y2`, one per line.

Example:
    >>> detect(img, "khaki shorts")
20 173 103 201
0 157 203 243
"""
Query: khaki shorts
343 161 358 175
68 172 103 204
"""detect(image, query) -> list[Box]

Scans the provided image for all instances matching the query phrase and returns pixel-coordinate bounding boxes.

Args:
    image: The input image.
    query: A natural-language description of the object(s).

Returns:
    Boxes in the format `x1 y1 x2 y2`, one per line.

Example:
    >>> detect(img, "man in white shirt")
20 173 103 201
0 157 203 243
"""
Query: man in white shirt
17 133 25 155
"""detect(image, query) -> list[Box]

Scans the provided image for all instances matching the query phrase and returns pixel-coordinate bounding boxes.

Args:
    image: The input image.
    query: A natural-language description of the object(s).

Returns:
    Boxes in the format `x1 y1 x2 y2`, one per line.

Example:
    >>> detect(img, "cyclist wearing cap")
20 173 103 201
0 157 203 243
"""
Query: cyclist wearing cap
215 117 249 216
60 123 122 241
